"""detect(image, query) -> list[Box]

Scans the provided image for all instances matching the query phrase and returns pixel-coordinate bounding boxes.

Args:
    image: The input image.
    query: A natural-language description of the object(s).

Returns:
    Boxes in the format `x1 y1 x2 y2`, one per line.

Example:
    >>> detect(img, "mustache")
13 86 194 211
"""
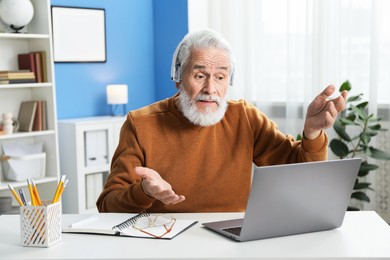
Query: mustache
194 94 222 104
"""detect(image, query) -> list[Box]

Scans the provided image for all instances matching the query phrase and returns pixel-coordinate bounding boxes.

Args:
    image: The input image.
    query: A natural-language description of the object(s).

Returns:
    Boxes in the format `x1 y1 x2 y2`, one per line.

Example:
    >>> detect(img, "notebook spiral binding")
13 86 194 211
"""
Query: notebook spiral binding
112 212 150 231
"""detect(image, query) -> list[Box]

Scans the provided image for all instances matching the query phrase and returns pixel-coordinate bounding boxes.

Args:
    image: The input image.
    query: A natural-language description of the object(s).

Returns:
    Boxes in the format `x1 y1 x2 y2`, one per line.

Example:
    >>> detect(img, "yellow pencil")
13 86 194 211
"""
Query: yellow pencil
7 184 24 206
27 178 36 206
52 175 66 203
54 179 68 203
31 179 42 206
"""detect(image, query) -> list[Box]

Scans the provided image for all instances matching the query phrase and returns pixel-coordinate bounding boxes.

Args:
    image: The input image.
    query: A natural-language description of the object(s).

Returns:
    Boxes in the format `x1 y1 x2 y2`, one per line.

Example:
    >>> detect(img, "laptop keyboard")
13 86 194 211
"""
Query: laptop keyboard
222 226 242 236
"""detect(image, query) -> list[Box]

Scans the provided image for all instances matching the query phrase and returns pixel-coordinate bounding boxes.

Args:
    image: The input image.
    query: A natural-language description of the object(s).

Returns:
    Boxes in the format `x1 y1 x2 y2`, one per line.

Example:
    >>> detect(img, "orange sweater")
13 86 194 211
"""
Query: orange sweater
96 94 328 213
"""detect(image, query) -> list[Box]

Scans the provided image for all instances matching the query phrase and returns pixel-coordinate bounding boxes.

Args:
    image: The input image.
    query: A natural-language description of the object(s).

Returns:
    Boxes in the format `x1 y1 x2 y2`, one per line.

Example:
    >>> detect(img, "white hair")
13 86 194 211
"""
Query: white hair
175 29 235 84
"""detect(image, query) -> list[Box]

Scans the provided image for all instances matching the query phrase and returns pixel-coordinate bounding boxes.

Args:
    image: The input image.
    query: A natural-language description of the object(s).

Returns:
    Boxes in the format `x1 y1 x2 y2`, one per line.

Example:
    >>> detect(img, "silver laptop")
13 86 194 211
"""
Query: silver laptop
202 158 361 242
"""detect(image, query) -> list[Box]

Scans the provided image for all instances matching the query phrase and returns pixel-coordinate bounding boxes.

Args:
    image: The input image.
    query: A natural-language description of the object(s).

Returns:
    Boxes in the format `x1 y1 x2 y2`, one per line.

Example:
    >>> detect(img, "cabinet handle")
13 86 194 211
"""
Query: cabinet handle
88 157 97 161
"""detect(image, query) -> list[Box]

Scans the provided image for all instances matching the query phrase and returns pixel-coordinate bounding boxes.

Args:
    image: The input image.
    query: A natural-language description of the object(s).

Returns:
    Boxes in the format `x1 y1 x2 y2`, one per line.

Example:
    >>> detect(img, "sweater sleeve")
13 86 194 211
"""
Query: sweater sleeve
96 114 155 213
247 102 328 166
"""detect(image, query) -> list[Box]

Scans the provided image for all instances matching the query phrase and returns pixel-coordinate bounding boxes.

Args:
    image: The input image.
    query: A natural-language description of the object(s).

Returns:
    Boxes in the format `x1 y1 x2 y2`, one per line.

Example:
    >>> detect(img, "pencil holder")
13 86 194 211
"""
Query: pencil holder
20 202 62 247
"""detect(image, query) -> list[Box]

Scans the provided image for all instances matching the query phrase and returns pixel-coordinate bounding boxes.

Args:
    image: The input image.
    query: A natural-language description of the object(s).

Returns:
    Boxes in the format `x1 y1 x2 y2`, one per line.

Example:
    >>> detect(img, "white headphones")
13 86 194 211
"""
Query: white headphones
170 40 235 86
170 39 184 83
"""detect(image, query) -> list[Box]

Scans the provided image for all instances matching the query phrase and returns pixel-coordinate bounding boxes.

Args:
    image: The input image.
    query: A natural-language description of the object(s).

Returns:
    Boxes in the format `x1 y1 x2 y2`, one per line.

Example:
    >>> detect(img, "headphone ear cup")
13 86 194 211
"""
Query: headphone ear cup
229 68 234 86
175 66 181 83
171 40 185 83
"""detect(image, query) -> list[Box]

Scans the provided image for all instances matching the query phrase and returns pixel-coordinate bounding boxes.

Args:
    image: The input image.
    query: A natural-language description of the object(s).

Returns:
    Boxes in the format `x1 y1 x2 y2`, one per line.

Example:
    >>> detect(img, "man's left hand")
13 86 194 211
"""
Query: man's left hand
304 85 348 140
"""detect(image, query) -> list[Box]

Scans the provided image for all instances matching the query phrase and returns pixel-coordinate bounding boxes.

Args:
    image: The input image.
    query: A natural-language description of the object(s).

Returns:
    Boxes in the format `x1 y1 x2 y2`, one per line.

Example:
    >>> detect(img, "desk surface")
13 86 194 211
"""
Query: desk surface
1 211 390 260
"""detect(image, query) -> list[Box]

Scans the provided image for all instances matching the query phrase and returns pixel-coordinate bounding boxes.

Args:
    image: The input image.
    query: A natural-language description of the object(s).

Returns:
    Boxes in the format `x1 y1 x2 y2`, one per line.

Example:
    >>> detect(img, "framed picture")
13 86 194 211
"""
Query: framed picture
51 6 106 63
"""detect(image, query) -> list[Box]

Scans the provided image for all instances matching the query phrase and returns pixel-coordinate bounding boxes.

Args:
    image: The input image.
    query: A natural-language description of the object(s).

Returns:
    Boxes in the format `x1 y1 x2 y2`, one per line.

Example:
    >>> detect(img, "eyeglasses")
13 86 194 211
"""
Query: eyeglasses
132 215 176 238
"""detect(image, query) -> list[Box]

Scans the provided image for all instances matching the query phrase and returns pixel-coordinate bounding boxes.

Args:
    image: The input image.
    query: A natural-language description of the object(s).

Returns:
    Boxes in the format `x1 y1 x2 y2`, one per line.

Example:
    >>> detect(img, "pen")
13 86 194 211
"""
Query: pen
18 188 27 206
31 179 42 206
27 178 36 206
52 175 66 203
7 184 24 206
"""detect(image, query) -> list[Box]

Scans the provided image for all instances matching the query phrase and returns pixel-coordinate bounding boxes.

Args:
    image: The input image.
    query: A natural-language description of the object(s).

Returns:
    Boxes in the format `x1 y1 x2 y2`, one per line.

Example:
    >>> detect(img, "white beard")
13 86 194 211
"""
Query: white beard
178 89 228 127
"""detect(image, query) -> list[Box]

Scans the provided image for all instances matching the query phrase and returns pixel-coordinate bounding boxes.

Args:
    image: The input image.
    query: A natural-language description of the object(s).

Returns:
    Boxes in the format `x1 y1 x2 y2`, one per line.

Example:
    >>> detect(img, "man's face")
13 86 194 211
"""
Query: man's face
179 47 231 113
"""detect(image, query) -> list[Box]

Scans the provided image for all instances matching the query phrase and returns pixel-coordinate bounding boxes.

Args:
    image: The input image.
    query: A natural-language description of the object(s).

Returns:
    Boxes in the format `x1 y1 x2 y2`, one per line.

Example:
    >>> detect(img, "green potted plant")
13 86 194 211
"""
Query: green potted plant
330 80 390 210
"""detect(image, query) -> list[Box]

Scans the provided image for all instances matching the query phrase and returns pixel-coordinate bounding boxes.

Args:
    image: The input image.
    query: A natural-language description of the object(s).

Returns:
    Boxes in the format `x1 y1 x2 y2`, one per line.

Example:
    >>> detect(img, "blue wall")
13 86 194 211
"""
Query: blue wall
153 0 188 101
52 0 188 119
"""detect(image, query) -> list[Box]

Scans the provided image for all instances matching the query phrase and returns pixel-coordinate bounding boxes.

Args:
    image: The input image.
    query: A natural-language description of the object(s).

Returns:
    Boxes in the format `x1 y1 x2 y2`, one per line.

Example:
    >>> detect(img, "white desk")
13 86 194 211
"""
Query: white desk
0 211 389 260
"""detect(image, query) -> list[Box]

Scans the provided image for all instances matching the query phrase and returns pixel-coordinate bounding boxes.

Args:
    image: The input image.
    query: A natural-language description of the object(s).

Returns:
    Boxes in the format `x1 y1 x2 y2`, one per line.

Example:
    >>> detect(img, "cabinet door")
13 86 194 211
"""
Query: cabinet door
84 129 108 167
85 172 104 210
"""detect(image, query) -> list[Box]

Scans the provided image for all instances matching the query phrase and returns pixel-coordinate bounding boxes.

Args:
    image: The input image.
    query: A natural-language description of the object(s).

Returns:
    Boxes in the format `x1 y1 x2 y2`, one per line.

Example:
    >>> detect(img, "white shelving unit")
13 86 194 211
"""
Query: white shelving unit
58 116 126 214
0 0 60 206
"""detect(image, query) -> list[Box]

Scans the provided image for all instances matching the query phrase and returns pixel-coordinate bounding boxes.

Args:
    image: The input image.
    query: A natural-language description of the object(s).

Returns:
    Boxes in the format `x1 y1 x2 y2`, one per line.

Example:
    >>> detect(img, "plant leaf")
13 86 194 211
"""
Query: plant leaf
360 161 379 171
347 94 362 103
356 102 368 109
368 116 382 122
368 124 381 130
368 147 390 160
333 121 351 141
360 133 371 146
355 161 370 177
351 191 370 202
346 113 356 122
365 129 379 137
350 105 366 120
339 118 358 126
330 139 349 157
353 182 372 190
358 169 369 177
340 80 352 92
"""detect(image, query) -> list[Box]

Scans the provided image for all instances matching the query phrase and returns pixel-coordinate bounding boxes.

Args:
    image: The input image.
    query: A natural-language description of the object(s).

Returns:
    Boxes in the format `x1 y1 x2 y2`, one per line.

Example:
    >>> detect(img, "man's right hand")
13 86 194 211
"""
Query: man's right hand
134 166 186 205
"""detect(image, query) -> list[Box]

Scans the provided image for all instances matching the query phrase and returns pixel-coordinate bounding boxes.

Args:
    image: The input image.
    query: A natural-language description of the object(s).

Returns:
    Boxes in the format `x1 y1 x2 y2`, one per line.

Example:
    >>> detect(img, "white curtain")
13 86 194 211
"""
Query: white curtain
188 0 390 219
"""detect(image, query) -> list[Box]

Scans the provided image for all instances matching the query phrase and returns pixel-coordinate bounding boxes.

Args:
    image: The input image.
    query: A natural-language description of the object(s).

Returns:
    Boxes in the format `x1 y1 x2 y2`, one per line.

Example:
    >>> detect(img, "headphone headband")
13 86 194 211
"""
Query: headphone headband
170 39 234 86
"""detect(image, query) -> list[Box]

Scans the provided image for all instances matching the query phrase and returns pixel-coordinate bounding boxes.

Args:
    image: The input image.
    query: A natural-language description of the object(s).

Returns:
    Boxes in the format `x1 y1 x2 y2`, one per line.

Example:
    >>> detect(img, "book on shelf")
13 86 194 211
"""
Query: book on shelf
0 78 36 84
32 100 43 131
62 212 198 240
18 100 47 132
41 100 47 131
37 51 48 82
17 51 47 83
17 53 37 80
0 70 36 84
33 52 43 83
33 100 47 131
18 101 38 132
0 70 35 79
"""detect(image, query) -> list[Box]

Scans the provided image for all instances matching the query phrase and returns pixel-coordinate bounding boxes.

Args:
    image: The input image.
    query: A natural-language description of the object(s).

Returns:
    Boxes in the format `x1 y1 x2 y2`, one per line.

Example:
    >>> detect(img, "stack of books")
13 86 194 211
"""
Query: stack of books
18 51 47 83
0 70 36 84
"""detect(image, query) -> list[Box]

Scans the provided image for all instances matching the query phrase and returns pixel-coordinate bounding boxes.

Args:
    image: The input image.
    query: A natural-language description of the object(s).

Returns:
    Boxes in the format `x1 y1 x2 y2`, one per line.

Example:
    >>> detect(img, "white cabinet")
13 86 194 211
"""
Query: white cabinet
0 0 60 206
58 116 126 213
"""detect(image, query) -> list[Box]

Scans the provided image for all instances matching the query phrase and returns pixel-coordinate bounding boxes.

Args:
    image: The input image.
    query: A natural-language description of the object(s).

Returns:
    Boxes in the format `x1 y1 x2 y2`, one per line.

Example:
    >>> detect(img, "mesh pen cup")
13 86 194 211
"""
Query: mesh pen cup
20 202 62 247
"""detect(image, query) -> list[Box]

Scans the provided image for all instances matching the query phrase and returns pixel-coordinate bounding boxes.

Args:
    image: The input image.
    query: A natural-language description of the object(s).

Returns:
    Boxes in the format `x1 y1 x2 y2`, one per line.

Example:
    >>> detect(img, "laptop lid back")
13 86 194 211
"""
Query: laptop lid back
240 158 361 241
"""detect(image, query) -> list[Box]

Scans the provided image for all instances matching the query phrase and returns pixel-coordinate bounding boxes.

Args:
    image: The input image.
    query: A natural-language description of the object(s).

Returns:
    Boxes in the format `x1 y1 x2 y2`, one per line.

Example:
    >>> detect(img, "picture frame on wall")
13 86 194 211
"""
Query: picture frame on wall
51 6 106 63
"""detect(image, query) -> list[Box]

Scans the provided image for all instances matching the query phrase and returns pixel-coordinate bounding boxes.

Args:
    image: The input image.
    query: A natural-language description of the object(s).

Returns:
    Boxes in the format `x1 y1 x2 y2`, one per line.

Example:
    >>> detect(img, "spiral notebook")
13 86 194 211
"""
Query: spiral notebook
62 212 197 239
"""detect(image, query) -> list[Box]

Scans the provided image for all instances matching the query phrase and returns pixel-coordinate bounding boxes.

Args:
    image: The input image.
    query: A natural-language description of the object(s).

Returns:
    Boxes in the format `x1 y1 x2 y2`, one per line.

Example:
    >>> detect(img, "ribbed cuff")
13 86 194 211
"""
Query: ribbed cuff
302 130 328 153
132 183 155 207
